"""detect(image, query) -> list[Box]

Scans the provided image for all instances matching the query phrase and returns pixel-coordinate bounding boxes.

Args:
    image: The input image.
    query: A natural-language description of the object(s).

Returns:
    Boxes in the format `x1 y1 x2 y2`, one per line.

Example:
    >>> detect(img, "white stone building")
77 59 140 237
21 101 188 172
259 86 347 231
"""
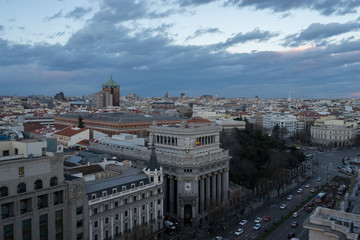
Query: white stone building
263 113 298 137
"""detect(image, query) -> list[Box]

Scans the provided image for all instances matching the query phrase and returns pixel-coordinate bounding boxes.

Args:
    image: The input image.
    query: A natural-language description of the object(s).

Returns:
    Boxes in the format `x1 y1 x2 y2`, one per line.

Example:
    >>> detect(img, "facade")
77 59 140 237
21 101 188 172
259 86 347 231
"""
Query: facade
18 114 55 128
54 112 183 137
303 207 360 240
0 139 47 158
73 159 164 239
310 120 358 148
263 113 298 137
102 76 120 107
0 142 89 240
96 91 113 109
148 124 230 225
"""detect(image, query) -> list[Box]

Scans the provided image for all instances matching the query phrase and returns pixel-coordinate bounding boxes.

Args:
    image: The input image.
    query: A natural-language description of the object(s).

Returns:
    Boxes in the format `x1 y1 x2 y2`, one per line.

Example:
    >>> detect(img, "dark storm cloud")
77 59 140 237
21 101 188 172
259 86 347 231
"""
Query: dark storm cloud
1 0 359 97
186 27 222 41
214 28 279 49
46 10 63 21
283 18 360 47
65 7 92 20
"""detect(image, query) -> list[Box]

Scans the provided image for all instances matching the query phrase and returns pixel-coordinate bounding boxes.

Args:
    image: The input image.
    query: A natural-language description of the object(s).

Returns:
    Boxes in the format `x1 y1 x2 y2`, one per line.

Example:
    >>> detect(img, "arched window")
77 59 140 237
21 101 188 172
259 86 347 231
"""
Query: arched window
0 186 8 197
17 183 26 193
34 179 43 190
50 177 58 187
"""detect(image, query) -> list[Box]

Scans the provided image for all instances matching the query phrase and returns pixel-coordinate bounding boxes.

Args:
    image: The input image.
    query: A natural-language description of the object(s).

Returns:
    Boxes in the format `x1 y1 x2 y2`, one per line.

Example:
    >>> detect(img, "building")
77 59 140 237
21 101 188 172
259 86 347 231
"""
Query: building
89 122 231 226
53 126 90 149
65 149 164 240
303 207 360 239
102 76 120 107
148 123 230 226
310 120 358 148
54 112 183 137
0 141 89 240
54 91 65 101
263 113 298 137
95 91 113 109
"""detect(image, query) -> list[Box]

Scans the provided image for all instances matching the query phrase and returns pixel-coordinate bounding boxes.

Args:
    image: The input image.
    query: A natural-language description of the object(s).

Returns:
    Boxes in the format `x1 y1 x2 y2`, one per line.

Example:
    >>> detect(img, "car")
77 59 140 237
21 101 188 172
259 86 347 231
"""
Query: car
297 188 303 194
291 222 298 227
317 177 321 182
288 232 296 239
214 237 223 240
234 228 243 236
305 184 310 188
307 202 314 207
292 212 298 218
253 224 261 230
255 217 262 223
264 216 271 221
310 188 316 193
239 220 247 226
307 207 313 212
287 195 294 200
280 204 287 209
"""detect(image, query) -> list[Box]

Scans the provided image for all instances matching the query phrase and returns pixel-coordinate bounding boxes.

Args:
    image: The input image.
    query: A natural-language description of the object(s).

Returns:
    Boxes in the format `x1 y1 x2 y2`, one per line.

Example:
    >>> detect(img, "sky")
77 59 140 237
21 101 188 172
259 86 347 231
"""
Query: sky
0 0 359 98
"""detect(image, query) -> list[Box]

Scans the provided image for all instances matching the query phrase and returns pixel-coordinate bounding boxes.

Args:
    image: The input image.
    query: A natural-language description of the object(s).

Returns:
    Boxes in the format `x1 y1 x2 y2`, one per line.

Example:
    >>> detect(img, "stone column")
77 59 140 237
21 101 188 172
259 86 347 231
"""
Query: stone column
223 170 229 203
100 218 104 240
200 177 205 214
169 176 175 215
164 174 168 214
206 175 211 210
120 212 124 234
111 214 114 238
89 221 93 240
217 172 221 204
211 174 216 205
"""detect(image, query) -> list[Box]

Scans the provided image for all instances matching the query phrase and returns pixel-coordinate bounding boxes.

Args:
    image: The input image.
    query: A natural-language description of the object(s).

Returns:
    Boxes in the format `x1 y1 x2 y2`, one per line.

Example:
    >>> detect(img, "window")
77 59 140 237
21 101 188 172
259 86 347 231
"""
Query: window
3 224 13 240
142 193 145 199
150 202 153 207
53 191 63 205
122 186 126 191
0 186 8 197
115 201 118 207
77 220 83 228
112 188 117 194
142 205 145 210
50 177 58 186
2 150 9 156
105 217 109 224
140 181 144 186
131 184 135 189
37 195 48 209
22 219 31 240
134 208 137 213
39 214 48 240
55 210 63 240
76 207 83 215
34 179 43 190
115 214 119 220
124 199 128 205
158 188 161 194
102 191 107 197
20 198 31 214
77 233 83 240
158 199 161 204
93 208 98 214
133 196 136 202
94 221 98 228
17 183 26 193
125 211 128 217
105 205 108 211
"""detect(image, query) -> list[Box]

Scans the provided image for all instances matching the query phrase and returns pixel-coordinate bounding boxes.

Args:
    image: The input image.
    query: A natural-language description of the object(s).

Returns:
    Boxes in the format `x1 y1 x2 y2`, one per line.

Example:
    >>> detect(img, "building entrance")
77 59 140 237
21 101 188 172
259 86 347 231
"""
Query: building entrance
184 204 192 226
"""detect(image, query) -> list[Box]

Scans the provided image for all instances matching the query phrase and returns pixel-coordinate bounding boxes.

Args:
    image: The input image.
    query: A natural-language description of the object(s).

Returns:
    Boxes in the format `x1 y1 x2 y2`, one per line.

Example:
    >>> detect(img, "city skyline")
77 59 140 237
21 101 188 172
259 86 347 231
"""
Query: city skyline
0 0 359 98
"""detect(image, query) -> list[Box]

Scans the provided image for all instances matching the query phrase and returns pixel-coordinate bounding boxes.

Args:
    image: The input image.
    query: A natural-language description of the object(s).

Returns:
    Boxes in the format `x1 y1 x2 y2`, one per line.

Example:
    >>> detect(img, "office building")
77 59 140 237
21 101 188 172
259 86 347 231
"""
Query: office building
102 76 120 107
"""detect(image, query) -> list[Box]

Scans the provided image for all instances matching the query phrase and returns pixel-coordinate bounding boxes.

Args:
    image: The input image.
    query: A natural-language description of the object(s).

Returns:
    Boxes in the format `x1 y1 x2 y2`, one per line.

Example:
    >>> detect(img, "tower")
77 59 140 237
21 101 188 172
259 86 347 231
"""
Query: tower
102 76 120 107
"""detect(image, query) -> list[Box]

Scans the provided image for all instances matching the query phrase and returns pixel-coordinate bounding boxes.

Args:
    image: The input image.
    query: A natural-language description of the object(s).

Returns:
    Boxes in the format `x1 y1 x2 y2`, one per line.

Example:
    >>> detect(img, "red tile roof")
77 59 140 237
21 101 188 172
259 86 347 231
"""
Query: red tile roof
76 139 90 146
24 122 44 132
54 126 88 137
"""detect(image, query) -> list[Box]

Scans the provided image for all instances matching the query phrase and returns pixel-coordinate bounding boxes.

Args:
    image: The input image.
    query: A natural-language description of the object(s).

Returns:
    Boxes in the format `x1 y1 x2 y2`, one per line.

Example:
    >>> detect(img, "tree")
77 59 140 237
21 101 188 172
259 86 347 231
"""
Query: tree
272 125 280 139
78 116 85 128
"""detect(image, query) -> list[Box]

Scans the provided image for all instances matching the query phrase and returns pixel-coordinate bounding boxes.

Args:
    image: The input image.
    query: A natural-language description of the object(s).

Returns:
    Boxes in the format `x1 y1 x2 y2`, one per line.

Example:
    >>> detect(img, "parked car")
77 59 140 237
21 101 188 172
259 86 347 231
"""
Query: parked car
305 184 310 188
287 195 294 200
291 222 298 227
317 177 321 182
297 188 303 194
293 212 298 218
239 220 247 226
310 188 316 193
280 204 287 209
264 216 271 221
307 207 313 212
307 202 315 207
288 232 296 239
234 228 243 236
253 224 261 230
255 217 262 223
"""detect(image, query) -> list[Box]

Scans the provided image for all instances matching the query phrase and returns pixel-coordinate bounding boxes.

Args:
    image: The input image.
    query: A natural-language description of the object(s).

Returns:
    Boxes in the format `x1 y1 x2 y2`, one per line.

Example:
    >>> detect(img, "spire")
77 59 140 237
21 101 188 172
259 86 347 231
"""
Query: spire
148 135 159 171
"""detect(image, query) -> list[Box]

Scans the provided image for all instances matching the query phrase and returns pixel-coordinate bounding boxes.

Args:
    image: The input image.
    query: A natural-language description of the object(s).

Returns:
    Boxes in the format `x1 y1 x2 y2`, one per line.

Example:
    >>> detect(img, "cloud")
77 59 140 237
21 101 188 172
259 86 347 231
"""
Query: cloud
65 7 92 20
226 0 360 16
0 25 4 32
283 19 360 47
46 10 63 21
132 65 150 71
186 27 222 41
8 18 16 22
214 28 279 49
174 0 360 16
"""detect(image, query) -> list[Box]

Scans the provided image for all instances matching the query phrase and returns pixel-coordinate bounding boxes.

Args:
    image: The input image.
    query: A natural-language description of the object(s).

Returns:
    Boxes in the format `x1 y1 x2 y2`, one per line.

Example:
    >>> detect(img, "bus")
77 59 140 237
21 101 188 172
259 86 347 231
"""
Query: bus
315 192 326 203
